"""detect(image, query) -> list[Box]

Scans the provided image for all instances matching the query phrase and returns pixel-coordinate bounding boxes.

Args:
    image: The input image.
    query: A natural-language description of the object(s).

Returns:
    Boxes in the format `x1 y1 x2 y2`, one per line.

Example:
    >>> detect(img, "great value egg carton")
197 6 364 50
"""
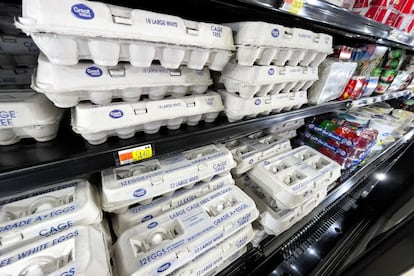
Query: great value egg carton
0 92 63 145
248 146 340 209
212 246 247 275
224 132 291 175
266 118 305 134
171 225 253 276
227 22 332 67
16 0 234 70
113 185 259 276
0 35 39 55
0 68 33 86
237 174 327 236
101 144 236 213
0 179 102 253
221 63 318 98
0 225 111 275
220 90 308 122
72 91 224 145
112 173 235 236
33 54 213 107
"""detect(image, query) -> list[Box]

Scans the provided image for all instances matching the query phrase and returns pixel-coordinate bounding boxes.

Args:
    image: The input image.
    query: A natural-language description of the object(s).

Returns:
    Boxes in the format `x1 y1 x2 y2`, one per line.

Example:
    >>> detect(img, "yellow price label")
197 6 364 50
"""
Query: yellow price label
118 144 153 165
282 0 304 15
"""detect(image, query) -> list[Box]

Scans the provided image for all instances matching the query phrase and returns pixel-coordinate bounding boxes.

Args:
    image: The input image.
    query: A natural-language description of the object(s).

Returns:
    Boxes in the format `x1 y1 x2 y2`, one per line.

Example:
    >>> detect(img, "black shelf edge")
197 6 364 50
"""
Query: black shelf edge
218 127 414 275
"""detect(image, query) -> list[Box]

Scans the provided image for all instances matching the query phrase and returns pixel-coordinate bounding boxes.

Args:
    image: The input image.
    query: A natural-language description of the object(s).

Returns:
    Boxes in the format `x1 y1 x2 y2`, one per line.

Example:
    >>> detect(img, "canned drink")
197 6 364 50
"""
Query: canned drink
380 69 397 83
388 49 402 59
385 59 400 69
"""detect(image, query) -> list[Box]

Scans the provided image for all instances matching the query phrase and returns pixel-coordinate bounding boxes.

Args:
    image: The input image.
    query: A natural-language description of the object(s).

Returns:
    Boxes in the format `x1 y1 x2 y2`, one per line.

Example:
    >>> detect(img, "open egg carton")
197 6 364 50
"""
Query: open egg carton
0 68 33 86
0 225 112 275
112 173 235 236
221 63 318 98
16 0 235 71
71 91 224 145
237 174 327 236
0 179 102 253
223 131 292 175
113 185 258 276
0 91 63 145
101 144 236 213
226 22 332 67
220 89 308 122
248 146 341 209
33 54 213 107
171 225 254 276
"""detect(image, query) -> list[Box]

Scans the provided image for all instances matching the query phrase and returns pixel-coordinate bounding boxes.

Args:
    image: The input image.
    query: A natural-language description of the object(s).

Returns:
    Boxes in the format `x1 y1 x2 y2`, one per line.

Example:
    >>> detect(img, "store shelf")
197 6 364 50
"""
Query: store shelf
218 127 414 275
351 90 412 108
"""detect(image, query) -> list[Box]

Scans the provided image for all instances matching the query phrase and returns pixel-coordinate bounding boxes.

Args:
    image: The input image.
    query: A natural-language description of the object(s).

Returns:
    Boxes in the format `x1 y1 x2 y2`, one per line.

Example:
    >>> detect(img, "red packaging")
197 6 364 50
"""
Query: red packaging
353 0 371 8
394 0 414 14
393 13 414 32
340 76 368 100
364 6 399 25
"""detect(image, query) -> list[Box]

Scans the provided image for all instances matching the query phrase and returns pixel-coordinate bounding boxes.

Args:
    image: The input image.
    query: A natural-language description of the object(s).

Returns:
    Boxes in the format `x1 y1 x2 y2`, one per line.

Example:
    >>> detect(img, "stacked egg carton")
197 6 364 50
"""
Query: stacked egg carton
235 146 341 243
100 144 259 275
219 22 333 122
0 179 113 275
16 0 235 145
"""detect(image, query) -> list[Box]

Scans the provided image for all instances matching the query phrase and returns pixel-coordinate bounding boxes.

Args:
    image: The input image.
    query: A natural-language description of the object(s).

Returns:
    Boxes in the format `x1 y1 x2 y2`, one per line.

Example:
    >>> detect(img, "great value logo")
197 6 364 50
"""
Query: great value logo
109 109 124 119
268 68 275 75
271 28 279 38
157 262 171 273
85 66 102 77
71 4 95 20
132 188 146 197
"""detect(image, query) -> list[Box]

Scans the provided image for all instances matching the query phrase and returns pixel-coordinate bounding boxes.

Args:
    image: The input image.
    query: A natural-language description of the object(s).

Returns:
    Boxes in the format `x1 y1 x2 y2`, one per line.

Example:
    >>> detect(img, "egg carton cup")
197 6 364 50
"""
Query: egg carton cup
112 173 235 236
221 63 318 98
227 22 332 67
0 68 33 86
220 90 308 122
72 91 224 145
248 146 341 209
101 144 236 212
16 0 235 70
0 35 39 55
0 54 37 69
0 179 102 253
0 92 63 145
171 225 253 276
266 118 305 134
0 225 111 275
237 174 327 236
113 185 259 276
33 55 213 107
224 131 291 175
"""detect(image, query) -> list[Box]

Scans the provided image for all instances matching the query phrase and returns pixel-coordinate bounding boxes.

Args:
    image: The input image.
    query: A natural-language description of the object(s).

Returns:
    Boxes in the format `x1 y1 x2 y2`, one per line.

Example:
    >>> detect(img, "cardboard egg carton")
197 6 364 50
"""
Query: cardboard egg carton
227 22 332 67
33 54 213 107
101 144 236 213
112 174 235 236
220 90 308 122
221 63 318 98
113 185 259 276
16 0 235 70
71 91 224 145
248 146 341 209
0 179 102 253
0 92 63 145
0 225 111 275
224 131 291 175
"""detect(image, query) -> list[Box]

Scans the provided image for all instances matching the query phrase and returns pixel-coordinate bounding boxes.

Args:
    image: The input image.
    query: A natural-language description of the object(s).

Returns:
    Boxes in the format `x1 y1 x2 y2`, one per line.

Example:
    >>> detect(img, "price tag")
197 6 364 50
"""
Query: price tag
281 0 304 15
118 144 153 165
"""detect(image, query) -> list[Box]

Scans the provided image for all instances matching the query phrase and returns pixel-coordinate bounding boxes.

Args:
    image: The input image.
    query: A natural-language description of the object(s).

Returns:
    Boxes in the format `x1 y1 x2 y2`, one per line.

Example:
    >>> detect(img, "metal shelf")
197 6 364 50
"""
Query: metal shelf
218 127 414 275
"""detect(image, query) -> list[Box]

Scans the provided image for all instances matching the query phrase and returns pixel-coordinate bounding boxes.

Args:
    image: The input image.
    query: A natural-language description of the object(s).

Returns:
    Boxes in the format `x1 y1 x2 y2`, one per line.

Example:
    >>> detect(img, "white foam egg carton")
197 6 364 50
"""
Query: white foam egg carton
0 68 33 86
101 144 236 213
71 91 224 145
112 173 234 236
227 22 332 67
0 35 39 55
171 225 253 276
33 54 213 107
113 185 258 276
0 54 37 69
266 118 305 134
237 174 327 236
0 225 111 275
224 132 291 175
273 130 298 140
212 246 247 275
248 146 341 209
16 0 235 70
220 90 308 122
0 92 63 145
221 63 318 98
0 179 102 253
